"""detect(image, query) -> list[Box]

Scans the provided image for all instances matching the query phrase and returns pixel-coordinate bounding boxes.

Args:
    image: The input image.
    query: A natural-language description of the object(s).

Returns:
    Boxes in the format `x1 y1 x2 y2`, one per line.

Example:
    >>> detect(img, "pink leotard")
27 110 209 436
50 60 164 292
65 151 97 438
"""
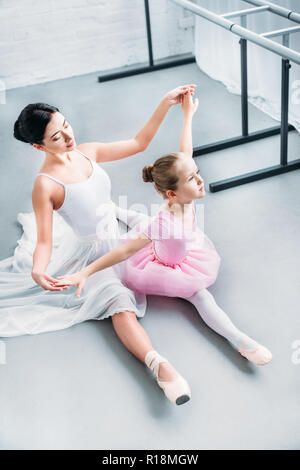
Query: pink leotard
119 202 221 298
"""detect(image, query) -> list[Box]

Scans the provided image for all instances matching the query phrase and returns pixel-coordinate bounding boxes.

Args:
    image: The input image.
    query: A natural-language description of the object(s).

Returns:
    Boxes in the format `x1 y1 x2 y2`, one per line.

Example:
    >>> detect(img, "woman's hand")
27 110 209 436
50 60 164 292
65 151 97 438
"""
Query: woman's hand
52 271 88 298
31 271 70 291
164 84 196 106
181 90 199 117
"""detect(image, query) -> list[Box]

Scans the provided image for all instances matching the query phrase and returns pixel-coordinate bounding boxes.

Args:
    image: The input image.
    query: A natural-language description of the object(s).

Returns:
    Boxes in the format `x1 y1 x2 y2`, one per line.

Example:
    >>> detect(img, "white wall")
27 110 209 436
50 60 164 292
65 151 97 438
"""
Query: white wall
0 0 194 90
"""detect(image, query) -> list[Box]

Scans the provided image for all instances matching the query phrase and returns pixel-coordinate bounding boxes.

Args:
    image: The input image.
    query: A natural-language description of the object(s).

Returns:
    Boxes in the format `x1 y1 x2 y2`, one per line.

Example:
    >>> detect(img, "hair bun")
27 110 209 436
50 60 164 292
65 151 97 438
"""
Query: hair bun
13 119 28 143
13 103 60 146
142 164 154 183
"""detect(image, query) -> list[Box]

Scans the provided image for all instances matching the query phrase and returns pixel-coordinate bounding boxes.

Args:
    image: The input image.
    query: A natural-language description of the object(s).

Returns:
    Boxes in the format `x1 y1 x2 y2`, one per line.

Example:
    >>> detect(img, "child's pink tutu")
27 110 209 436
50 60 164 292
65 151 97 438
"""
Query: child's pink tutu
119 203 221 298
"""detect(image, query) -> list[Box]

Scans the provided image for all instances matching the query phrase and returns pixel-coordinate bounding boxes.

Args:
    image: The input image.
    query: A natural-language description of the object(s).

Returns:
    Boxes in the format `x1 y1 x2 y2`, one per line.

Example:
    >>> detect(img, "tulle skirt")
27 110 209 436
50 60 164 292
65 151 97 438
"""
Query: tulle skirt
120 225 221 298
0 211 147 337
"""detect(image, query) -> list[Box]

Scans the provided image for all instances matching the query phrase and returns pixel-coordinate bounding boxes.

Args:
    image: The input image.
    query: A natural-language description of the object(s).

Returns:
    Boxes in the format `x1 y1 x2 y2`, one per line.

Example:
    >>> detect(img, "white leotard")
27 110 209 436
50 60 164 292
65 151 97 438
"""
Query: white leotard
37 148 112 237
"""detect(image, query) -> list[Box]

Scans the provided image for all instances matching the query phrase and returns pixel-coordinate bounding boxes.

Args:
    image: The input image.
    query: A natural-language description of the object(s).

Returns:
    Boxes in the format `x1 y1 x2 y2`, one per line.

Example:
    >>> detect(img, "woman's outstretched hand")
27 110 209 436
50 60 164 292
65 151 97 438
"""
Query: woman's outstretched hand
165 84 196 106
53 271 88 298
31 271 70 291
181 89 199 116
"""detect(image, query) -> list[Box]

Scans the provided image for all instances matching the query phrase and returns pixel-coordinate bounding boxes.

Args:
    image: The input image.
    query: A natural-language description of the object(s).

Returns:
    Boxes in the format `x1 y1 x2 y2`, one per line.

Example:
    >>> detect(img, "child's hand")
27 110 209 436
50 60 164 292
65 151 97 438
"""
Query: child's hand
165 84 196 106
53 271 87 298
181 90 199 117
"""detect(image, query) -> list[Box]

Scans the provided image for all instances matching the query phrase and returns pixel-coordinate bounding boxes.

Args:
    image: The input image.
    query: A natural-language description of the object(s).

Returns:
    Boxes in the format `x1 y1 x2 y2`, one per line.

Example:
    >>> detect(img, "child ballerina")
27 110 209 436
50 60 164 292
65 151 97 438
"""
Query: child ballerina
54 91 272 406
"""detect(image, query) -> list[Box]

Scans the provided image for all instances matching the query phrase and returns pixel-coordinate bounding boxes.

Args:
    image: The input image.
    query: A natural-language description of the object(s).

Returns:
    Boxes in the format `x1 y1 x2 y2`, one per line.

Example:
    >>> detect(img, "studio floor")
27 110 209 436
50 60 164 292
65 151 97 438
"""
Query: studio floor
0 62 299 450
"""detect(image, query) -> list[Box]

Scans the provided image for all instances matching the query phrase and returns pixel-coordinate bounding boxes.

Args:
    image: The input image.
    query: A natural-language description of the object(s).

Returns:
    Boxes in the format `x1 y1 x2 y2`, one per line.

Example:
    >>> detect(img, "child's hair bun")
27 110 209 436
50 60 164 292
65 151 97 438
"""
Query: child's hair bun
142 164 154 183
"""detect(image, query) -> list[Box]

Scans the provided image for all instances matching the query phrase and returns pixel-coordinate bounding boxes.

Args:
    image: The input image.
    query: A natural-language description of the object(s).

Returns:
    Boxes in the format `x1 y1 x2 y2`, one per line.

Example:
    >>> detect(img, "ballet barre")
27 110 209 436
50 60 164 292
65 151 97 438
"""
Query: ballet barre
98 0 300 192
170 0 300 192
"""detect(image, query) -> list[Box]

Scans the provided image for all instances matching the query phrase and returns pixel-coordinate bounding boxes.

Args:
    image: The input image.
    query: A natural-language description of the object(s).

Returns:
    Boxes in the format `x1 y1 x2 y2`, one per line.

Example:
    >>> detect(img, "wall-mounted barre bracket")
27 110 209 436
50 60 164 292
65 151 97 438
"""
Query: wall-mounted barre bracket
221 6 269 19
261 25 300 39
244 0 300 25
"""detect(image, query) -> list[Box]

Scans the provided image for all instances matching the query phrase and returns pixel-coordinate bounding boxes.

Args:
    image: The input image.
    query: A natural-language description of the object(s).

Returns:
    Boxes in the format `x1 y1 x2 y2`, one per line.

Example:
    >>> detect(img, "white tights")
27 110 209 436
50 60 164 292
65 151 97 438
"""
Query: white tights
183 289 259 351
115 205 260 352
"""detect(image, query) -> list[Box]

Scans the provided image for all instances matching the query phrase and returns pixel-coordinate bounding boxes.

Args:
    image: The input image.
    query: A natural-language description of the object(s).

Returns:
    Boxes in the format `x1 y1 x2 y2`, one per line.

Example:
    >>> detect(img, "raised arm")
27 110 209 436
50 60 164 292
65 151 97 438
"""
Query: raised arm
179 90 199 158
53 233 151 297
86 84 196 163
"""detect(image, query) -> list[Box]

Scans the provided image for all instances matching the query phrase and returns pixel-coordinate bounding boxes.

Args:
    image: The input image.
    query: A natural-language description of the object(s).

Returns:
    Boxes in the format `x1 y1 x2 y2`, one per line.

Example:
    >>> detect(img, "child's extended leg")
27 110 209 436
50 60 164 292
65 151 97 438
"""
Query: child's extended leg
184 288 272 365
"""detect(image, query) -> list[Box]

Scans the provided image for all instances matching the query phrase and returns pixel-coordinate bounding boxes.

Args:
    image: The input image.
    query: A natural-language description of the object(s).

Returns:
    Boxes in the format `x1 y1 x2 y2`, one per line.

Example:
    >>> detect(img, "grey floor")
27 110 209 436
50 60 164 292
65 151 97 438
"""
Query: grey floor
0 63 300 450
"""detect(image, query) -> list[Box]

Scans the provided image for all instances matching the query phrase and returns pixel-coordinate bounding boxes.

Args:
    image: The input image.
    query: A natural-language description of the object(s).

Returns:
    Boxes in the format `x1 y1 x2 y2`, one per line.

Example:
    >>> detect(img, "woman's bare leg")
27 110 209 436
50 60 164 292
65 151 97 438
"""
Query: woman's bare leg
111 310 179 381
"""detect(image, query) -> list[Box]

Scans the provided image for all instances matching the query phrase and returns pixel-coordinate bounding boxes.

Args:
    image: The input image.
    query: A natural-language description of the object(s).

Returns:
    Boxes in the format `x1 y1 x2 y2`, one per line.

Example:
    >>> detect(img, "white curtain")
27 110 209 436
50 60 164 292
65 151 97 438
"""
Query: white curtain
194 0 300 133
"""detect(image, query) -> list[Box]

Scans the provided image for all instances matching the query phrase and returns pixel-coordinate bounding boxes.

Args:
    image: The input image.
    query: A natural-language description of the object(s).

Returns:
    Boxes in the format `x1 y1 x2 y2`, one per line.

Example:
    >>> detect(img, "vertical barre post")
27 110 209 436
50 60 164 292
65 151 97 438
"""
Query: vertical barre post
144 0 154 67
240 38 249 137
280 59 291 166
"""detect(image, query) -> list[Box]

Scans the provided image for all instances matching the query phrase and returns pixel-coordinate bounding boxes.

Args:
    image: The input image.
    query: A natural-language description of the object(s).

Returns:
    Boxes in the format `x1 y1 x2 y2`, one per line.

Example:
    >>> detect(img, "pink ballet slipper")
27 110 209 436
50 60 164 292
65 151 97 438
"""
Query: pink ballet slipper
145 350 191 405
238 341 272 366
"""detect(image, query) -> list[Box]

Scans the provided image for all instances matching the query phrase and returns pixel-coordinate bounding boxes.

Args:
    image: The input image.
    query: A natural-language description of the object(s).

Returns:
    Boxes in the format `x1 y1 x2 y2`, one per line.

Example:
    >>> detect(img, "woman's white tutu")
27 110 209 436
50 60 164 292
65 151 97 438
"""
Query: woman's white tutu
0 211 147 337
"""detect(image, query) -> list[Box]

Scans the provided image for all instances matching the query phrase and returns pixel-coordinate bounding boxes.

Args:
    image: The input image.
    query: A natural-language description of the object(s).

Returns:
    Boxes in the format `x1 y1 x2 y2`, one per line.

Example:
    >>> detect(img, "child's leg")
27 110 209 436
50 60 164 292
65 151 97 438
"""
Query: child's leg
114 204 151 229
184 288 260 351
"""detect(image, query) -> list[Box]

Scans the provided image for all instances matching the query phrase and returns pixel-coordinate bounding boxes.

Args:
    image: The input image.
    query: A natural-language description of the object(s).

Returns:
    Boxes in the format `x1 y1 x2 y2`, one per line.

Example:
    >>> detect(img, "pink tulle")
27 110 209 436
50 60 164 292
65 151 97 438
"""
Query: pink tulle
120 204 221 298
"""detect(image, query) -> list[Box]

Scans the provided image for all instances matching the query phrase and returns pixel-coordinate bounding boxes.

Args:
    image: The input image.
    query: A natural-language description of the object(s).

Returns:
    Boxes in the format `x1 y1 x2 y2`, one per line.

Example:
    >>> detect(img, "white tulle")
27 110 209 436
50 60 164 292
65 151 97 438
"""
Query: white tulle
0 210 147 337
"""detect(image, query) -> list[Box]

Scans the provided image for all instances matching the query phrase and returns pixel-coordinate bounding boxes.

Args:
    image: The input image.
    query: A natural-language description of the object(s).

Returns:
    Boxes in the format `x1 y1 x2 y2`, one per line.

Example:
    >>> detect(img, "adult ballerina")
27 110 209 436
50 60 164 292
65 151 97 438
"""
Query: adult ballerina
0 84 195 404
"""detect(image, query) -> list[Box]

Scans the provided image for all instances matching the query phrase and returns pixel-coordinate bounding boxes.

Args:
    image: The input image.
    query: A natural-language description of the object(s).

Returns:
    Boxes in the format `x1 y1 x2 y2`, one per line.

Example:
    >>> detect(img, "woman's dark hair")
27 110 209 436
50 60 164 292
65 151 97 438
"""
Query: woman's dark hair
142 152 181 199
13 103 60 145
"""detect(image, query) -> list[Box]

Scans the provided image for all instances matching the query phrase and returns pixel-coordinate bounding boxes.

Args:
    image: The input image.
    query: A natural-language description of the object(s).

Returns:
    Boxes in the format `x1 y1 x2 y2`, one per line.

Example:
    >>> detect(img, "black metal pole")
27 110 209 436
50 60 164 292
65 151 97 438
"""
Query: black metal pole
240 38 249 137
98 56 196 82
280 59 291 166
144 0 154 67
193 124 294 156
209 158 300 192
